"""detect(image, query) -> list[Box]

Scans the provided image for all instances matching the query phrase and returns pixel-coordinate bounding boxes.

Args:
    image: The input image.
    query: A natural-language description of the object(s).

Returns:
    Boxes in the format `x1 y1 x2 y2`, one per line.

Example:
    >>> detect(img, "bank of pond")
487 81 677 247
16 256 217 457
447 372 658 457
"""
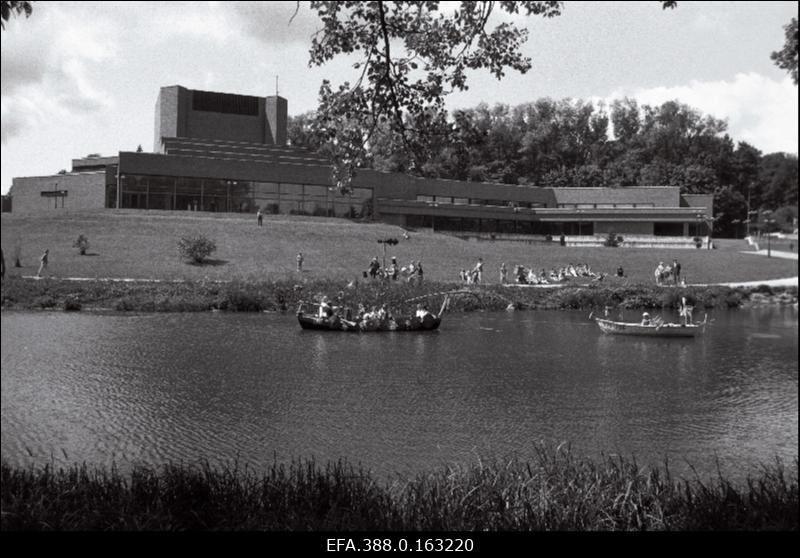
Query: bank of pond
2 448 797 531
0 277 796 315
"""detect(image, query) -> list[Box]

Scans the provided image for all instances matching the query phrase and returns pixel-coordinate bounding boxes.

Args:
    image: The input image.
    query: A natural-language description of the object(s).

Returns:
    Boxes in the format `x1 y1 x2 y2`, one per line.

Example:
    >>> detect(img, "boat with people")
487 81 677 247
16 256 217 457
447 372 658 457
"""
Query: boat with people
297 296 447 332
590 315 706 337
590 298 707 338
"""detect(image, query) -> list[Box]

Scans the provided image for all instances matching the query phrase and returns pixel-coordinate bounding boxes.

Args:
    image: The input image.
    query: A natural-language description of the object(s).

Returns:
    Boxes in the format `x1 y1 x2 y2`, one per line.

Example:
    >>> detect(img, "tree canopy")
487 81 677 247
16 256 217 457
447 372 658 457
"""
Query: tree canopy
291 95 798 236
0 1 32 30
771 17 798 85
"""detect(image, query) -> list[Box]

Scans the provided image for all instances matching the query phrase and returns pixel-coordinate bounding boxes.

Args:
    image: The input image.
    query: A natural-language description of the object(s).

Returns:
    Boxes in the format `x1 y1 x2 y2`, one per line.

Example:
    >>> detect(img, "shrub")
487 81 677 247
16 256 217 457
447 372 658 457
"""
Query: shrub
693 236 703 249
34 295 57 309
603 232 622 247
265 203 280 214
178 235 217 264
73 234 90 255
361 198 373 219
63 296 82 312
312 206 334 217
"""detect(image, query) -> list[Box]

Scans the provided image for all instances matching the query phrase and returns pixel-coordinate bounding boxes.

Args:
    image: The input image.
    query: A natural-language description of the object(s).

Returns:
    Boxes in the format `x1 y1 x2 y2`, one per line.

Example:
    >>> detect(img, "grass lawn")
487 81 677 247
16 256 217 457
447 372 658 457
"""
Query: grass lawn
1 209 797 285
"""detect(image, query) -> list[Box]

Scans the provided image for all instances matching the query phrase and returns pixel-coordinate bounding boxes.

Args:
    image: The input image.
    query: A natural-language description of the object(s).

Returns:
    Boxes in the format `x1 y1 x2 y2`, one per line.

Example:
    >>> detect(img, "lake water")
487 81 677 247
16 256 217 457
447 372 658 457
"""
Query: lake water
2 307 797 482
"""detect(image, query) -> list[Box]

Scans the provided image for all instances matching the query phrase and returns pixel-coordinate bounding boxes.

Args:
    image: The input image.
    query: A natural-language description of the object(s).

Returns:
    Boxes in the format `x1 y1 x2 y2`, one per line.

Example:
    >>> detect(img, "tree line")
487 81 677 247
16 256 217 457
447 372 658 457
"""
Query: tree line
289 97 798 237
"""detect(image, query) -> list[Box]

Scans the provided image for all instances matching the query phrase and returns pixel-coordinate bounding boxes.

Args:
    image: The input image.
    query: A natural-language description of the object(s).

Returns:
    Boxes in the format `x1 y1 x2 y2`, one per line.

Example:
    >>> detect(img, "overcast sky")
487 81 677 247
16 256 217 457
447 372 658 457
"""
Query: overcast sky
2 1 798 194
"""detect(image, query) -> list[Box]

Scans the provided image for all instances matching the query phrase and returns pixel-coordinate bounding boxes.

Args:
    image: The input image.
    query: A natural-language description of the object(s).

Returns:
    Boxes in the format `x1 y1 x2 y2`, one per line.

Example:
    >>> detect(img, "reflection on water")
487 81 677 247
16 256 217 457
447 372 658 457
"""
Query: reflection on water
1 306 797 482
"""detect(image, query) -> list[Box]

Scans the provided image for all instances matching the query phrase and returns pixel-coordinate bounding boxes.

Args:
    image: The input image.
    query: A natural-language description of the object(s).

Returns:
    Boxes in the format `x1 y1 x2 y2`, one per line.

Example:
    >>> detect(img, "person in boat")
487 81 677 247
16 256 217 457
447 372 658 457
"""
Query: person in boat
641 312 652 326
318 296 333 319
679 296 694 325
415 303 436 320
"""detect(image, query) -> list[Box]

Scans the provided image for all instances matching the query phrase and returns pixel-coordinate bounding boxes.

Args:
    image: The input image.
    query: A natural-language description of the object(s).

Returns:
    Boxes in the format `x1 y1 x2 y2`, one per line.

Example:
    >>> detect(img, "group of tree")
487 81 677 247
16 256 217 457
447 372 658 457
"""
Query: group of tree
290 96 798 237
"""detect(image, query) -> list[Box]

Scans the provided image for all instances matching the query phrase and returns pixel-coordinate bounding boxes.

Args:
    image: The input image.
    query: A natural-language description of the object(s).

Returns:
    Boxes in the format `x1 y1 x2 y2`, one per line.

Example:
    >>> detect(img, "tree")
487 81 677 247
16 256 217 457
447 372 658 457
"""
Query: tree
771 17 798 85
0 1 32 30
306 1 563 191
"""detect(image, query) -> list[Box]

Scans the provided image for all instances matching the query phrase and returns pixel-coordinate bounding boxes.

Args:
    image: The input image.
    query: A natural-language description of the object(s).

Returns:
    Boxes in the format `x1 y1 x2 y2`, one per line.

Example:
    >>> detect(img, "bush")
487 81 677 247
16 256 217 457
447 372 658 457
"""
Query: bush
73 234 90 255
693 236 703 249
603 232 622 247
178 235 217 264
265 203 280 215
63 296 82 312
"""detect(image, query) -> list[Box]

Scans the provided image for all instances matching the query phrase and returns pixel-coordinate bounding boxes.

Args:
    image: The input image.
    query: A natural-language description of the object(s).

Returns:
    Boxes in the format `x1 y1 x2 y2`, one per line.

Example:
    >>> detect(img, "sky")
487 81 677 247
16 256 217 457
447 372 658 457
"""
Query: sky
1 1 798 194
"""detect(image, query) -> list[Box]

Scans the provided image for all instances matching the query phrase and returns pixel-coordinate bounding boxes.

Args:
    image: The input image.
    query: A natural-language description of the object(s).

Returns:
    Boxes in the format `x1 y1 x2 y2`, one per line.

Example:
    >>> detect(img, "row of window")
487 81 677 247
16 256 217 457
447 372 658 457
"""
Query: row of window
415 195 546 208
109 175 373 216
557 203 655 209
405 216 595 236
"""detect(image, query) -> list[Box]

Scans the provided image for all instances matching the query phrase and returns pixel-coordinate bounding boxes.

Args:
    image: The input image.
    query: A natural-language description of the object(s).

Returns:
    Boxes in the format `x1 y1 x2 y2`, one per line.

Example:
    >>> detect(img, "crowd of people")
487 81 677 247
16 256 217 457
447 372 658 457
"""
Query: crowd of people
458 258 484 284
505 262 605 285
654 259 683 286
307 295 436 329
365 256 424 284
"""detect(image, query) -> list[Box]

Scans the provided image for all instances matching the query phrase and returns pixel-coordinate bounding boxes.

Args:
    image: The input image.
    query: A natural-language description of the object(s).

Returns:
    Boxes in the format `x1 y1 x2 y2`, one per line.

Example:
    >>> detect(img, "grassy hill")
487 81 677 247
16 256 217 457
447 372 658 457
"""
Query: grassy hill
1 209 797 285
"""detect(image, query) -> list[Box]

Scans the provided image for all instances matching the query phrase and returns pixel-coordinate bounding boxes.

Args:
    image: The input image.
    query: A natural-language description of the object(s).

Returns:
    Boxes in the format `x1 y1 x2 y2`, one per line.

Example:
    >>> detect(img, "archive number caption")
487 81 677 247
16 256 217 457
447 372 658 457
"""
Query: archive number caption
327 538 474 552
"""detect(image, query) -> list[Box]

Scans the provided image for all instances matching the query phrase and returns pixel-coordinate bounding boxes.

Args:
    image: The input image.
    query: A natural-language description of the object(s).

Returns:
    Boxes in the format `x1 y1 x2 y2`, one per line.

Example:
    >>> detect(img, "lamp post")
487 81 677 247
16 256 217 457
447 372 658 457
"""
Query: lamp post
377 238 398 269
696 212 714 250
762 210 776 258
428 202 438 232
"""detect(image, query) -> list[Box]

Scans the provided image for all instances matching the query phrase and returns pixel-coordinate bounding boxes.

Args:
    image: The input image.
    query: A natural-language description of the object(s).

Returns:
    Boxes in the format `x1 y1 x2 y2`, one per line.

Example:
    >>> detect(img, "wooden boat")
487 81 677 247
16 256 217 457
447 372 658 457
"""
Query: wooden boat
297 313 360 332
297 295 447 332
297 312 440 332
591 315 706 337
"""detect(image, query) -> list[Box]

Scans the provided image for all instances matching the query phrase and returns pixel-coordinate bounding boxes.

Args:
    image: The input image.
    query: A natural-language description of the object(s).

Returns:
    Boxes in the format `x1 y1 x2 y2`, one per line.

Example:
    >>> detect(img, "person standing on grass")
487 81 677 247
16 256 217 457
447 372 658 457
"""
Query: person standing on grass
257 209 263 227
36 249 49 278
654 262 665 286
672 259 681 285
500 262 507 284
296 252 304 272
474 258 484 284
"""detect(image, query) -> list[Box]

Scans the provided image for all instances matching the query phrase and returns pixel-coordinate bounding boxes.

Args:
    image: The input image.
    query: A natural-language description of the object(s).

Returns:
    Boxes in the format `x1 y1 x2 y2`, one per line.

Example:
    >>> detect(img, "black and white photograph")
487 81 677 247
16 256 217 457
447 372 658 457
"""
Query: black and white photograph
1 0 797 540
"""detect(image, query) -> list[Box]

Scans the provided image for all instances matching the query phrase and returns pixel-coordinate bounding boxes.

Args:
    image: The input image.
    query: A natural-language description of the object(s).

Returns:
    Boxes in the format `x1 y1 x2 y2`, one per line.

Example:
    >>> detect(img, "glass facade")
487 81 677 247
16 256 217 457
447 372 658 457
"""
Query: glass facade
113 174 374 217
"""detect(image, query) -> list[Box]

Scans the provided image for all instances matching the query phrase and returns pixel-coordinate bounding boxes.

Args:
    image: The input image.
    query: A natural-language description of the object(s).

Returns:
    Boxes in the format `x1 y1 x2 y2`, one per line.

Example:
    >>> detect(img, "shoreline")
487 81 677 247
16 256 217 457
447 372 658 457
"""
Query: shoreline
1 276 797 314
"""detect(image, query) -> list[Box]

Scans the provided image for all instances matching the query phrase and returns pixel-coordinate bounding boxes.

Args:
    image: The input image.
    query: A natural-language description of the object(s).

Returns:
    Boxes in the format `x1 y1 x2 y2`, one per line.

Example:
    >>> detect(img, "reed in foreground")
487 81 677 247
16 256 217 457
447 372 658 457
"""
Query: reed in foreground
2 448 797 531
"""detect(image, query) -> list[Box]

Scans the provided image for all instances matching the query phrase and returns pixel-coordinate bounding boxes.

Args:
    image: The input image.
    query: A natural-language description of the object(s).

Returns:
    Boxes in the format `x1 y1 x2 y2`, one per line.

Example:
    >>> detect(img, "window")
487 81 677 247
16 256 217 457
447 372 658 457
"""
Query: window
192 90 259 116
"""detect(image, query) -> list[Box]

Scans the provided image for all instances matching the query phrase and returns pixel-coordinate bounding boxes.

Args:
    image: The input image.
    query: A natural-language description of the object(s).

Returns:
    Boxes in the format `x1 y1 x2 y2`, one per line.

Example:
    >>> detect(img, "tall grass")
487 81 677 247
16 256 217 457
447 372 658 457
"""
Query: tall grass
2 447 797 530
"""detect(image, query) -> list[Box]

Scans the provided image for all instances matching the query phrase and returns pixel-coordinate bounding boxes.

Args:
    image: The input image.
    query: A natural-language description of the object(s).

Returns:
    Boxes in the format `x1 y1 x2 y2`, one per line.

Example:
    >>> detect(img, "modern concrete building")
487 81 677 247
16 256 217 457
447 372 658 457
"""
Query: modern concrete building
8 85 713 238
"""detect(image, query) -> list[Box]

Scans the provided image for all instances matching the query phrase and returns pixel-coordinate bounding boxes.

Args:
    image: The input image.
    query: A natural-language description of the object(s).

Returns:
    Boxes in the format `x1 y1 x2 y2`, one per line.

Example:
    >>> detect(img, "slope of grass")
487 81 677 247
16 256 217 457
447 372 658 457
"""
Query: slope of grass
2 210 797 285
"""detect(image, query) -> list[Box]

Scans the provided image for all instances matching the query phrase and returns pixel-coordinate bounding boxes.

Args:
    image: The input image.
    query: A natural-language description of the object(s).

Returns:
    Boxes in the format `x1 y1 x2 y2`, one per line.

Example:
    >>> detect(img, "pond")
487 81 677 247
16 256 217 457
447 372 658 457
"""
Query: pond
2 307 797 481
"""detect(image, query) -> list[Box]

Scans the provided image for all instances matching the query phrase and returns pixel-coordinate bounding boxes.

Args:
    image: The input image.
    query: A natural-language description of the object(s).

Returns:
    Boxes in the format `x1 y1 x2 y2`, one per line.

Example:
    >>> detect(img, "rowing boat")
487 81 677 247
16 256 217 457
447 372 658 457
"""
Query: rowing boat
592 316 705 337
